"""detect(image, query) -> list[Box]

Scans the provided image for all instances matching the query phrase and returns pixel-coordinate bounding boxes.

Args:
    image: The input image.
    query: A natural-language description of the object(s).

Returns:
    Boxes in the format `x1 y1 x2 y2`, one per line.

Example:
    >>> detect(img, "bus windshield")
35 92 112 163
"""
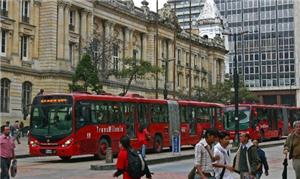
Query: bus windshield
224 107 250 130
30 104 73 137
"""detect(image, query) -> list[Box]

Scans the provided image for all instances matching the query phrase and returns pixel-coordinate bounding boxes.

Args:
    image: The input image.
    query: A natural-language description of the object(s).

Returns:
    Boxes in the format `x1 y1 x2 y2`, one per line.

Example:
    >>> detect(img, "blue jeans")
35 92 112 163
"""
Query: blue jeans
1 157 11 179
140 144 146 158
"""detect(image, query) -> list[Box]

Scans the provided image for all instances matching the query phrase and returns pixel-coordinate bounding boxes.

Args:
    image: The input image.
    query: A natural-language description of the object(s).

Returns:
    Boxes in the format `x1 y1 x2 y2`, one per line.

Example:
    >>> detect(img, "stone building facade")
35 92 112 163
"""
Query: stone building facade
0 0 226 123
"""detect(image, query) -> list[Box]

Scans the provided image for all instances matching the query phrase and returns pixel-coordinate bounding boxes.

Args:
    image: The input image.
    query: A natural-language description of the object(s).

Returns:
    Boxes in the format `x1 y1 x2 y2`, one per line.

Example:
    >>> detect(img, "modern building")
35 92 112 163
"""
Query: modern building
0 0 226 123
215 0 300 106
169 0 300 106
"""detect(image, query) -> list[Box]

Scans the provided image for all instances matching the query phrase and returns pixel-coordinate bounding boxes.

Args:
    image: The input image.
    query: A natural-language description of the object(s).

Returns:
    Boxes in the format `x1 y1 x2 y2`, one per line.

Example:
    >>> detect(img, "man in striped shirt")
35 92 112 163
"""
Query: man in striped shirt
0 125 16 179
194 128 220 179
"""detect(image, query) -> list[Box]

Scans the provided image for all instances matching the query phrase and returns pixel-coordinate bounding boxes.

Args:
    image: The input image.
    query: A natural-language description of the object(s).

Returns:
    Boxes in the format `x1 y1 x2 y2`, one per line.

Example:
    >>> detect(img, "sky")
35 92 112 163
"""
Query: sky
132 0 168 12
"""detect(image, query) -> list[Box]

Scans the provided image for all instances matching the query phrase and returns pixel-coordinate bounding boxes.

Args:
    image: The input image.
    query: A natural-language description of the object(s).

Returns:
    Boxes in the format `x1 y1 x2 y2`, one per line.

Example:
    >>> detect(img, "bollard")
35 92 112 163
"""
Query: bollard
106 147 113 163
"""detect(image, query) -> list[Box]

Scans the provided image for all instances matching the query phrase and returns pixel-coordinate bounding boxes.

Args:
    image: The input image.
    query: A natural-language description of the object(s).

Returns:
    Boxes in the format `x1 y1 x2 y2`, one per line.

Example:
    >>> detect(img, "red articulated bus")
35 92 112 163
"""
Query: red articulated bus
28 93 224 160
223 104 300 141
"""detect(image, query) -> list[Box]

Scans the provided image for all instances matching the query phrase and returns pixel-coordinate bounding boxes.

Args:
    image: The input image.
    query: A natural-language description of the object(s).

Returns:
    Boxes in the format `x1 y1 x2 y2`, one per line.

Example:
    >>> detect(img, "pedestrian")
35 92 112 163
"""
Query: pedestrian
213 132 234 179
36 89 44 96
283 120 300 179
193 128 220 179
19 121 24 137
252 140 269 179
137 124 150 158
233 133 260 179
113 135 152 179
0 125 16 179
13 121 21 144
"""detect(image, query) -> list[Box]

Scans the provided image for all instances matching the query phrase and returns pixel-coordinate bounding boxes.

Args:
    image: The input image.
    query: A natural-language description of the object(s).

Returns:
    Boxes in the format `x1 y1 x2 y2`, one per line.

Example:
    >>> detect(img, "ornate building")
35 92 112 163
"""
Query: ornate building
0 0 226 122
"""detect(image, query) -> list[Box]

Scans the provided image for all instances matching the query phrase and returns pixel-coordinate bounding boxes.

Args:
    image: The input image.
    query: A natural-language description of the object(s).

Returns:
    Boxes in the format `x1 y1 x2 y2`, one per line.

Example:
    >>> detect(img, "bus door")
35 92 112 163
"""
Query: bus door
75 102 95 154
123 103 135 139
132 103 148 148
167 101 180 145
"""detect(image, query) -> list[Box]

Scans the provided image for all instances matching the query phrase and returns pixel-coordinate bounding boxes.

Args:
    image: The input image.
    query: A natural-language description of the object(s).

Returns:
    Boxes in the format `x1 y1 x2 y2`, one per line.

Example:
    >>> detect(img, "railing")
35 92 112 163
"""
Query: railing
22 16 30 23
0 9 8 17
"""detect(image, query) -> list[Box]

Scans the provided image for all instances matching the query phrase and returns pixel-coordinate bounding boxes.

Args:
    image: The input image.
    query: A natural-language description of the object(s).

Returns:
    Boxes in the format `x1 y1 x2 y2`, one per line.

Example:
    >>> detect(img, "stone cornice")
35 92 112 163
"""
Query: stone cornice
1 64 73 79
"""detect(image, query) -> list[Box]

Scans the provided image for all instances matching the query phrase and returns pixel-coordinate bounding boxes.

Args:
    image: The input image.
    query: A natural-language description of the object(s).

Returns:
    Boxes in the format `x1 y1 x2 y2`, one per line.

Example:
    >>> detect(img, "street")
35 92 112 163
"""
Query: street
14 144 294 179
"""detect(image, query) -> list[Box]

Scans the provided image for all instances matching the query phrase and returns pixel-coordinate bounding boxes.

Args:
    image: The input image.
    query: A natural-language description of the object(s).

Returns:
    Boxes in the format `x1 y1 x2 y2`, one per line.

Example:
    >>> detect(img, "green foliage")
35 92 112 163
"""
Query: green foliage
69 54 103 94
114 58 161 96
194 80 258 103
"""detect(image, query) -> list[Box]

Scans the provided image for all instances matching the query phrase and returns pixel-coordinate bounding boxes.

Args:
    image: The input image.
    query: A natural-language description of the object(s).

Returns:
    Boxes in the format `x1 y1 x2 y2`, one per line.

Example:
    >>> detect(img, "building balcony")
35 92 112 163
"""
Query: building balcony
22 16 30 23
0 9 8 17
69 24 75 31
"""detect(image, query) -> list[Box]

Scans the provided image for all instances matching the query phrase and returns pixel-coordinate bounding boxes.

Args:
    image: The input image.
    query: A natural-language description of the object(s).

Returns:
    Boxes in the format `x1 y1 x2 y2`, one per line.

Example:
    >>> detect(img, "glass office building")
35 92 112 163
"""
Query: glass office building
169 0 299 106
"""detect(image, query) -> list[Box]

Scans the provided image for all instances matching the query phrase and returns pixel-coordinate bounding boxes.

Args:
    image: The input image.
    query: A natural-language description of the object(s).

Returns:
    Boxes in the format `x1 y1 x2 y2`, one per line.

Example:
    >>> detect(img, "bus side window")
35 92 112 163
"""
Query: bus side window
180 106 187 123
76 103 91 129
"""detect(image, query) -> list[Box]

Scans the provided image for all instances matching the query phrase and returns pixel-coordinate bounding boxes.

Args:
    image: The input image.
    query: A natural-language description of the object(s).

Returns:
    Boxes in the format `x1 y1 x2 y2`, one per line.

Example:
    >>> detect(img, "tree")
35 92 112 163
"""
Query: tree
194 80 258 103
114 57 161 96
69 54 103 94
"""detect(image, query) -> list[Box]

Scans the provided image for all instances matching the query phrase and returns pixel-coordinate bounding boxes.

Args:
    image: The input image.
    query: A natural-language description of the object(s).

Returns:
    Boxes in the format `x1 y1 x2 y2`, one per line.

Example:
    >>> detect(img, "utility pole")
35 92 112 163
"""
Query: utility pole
223 30 248 145
155 0 159 99
173 2 177 98
188 0 192 98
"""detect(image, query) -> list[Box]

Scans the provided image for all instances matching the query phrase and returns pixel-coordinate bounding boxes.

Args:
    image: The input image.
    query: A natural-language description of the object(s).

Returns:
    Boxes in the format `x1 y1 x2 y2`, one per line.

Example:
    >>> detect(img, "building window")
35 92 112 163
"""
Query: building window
0 0 8 17
0 78 10 113
22 81 32 111
21 36 28 60
21 0 30 23
112 44 119 71
177 49 181 65
69 10 75 31
0 30 7 56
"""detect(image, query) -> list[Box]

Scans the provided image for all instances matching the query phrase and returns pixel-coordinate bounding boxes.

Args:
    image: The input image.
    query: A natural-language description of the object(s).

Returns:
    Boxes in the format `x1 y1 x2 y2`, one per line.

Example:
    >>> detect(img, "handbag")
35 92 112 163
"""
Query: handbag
10 159 17 177
188 166 196 179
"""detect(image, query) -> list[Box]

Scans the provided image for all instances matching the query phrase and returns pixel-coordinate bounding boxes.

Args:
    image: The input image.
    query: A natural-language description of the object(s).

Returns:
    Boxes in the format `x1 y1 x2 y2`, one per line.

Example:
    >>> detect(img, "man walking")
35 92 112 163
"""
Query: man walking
0 125 16 179
194 128 220 179
252 140 269 179
284 120 300 179
233 133 260 179
213 132 234 179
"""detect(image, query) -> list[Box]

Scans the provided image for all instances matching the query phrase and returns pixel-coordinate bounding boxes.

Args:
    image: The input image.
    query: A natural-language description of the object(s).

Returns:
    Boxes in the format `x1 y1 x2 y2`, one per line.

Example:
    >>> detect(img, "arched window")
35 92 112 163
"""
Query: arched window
0 78 10 112
22 81 32 110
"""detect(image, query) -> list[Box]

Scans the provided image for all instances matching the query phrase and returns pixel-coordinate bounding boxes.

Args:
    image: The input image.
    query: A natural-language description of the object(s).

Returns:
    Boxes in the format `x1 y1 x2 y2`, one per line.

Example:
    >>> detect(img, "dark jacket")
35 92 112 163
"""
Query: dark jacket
257 147 269 174
233 141 261 175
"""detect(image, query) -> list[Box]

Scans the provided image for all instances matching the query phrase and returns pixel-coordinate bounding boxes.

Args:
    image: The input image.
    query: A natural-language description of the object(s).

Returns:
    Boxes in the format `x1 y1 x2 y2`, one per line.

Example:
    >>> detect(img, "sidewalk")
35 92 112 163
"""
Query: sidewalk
15 136 30 158
90 138 286 171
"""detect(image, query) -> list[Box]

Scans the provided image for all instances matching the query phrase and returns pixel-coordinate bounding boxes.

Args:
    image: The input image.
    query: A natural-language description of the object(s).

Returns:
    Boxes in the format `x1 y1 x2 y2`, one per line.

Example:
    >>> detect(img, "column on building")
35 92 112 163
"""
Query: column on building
28 36 34 61
12 0 20 56
64 3 70 61
29 0 34 24
75 9 80 34
6 30 13 59
87 11 93 40
142 33 147 61
80 9 87 45
124 27 133 58
33 0 41 59
57 1 65 60
167 40 173 89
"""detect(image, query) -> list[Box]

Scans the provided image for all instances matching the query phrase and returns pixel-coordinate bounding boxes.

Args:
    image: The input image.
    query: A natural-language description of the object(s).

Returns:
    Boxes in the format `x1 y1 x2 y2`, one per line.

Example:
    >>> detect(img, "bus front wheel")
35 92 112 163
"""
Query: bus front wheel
59 156 71 161
95 138 109 159
153 135 163 153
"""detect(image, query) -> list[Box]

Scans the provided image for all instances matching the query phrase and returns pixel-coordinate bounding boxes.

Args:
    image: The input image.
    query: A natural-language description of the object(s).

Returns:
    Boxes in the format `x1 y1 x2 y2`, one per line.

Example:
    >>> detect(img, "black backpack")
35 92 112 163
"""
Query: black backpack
127 149 145 179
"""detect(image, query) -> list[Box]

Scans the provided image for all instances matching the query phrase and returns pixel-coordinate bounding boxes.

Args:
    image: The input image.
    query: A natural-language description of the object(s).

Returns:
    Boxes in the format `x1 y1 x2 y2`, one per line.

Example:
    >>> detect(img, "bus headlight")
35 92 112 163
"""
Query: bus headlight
30 140 38 147
62 138 73 147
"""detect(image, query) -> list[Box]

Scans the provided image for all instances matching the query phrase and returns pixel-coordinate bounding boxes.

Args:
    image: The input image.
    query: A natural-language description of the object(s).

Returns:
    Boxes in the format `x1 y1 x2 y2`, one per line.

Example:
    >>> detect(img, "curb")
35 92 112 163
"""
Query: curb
90 140 285 171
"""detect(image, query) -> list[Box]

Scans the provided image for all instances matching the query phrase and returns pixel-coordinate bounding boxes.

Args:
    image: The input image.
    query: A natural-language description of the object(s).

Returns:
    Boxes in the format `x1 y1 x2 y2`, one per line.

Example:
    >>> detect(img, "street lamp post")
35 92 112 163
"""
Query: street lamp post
162 54 175 99
223 30 247 145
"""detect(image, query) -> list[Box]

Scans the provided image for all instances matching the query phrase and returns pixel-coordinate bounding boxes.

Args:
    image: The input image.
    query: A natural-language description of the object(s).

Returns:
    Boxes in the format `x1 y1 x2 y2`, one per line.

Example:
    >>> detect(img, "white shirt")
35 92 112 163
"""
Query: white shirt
213 143 234 179
194 139 214 176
